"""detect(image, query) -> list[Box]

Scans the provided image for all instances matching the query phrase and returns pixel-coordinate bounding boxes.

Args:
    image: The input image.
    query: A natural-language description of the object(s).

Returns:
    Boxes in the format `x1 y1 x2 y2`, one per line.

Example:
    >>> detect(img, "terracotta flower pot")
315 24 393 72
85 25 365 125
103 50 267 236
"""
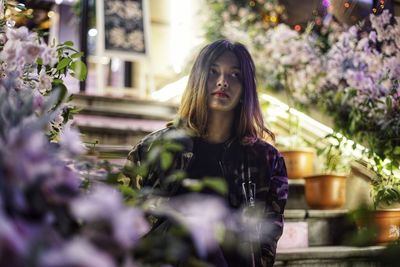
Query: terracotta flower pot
304 174 347 209
281 149 315 179
366 210 400 244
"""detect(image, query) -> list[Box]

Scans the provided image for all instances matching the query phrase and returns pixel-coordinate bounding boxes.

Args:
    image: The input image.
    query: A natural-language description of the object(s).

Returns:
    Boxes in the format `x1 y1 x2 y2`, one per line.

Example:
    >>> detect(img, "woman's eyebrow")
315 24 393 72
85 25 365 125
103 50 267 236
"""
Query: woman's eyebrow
211 63 240 70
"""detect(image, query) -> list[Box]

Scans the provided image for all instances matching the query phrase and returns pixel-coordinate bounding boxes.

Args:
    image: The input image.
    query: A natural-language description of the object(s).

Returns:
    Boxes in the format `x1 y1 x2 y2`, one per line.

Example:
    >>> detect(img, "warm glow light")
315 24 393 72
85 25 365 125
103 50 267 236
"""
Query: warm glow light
294 25 301 31
249 1 256 7
169 0 200 74
344 2 350 8
270 16 277 23
372 8 377 13
151 76 188 102
47 11 55 18
55 0 63 5
260 93 368 160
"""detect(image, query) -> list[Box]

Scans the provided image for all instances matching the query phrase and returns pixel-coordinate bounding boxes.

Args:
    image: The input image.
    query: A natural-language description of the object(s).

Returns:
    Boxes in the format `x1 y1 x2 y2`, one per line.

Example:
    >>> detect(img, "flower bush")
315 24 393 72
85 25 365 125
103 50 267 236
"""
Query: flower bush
316 10 400 207
203 0 286 41
1 5 275 266
204 4 400 207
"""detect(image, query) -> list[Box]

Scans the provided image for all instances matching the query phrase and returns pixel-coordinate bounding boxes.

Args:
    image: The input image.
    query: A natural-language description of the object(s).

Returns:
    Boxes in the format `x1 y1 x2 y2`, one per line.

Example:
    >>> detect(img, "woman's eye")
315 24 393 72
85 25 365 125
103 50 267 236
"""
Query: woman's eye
209 69 217 75
231 72 240 79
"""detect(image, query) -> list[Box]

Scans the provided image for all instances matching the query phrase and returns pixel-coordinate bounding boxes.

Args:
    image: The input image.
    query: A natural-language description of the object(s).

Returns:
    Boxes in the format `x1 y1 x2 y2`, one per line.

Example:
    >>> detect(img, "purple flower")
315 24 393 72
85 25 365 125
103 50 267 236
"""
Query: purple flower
40 238 116 267
369 31 377 43
59 122 86 156
32 89 45 110
71 185 123 222
21 42 44 64
71 185 150 249
112 208 150 249
162 194 230 258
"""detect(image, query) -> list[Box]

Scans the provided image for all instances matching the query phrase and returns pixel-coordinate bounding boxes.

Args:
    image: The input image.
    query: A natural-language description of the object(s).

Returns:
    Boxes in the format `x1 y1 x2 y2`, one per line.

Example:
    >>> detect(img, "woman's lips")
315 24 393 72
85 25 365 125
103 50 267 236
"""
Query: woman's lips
211 91 229 98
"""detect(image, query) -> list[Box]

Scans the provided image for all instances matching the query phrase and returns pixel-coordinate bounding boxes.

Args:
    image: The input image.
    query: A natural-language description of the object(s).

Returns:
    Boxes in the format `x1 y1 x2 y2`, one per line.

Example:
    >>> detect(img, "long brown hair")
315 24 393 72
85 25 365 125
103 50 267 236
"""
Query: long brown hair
177 39 274 144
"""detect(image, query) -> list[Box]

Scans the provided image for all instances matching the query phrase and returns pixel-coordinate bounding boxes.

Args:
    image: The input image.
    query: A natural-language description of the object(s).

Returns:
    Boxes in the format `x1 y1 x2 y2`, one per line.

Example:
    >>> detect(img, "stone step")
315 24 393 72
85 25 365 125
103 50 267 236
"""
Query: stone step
275 246 384 267
71 93 178 121
280 209 355 247
73 114 166 146
286 179 308 209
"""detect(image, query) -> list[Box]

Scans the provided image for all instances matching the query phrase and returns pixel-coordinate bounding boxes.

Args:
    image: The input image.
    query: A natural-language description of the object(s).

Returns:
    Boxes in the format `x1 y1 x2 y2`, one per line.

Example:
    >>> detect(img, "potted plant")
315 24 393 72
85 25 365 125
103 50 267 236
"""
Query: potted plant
353 156 400 244
303 134 352 209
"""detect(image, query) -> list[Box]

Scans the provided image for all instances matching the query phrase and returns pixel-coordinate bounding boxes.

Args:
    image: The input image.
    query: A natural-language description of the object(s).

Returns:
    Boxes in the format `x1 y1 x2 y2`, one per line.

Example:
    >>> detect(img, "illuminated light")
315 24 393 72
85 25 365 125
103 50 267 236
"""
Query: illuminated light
47 11 55 18
88 28 98 37
151 75 189 102
294 24 301 31
344 2 350 8
260 93 368 160
322 0 331 8
263 15 270 22
380 0 385 4
315 18 322 26
55 0 63 5
270 16 277 23
27 9 33 15
169 0 199 74
380 4 384 8
276 6 284 14
372 8 377 13
249 1 256 7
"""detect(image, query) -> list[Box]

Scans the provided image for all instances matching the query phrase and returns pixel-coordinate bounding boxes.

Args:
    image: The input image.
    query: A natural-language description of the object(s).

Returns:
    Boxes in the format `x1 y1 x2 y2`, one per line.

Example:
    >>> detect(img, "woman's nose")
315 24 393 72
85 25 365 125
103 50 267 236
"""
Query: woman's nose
217 76 228 88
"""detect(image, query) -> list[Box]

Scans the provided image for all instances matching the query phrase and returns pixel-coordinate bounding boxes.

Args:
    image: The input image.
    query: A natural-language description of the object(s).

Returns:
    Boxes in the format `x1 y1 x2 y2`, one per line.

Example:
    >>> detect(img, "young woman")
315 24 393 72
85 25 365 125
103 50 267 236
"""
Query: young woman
126 40 288 267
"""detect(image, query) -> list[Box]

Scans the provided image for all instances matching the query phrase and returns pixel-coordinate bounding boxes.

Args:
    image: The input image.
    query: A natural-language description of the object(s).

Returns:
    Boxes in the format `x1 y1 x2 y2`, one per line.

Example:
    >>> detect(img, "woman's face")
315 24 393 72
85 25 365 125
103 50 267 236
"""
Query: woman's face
206 51 243 114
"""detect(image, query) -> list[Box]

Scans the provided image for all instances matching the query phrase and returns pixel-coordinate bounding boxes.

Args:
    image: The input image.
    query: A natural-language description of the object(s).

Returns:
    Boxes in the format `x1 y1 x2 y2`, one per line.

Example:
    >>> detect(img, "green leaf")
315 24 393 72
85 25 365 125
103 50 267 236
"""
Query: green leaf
393 146 400 155
56 58 72 70
70 52 84 58
163 142 184 152
52 83 68 108
64 41 74 46
203 178 227 195
386 96 392 110
160 151 173 171
36 57 43 65
52 79 64 85
70 60 87 81
182 179 203 192
118 185 138 200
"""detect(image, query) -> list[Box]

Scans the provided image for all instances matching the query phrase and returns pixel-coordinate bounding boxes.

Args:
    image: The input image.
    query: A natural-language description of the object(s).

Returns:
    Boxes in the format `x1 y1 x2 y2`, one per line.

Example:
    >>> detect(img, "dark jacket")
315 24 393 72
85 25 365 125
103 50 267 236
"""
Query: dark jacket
126 127 288 267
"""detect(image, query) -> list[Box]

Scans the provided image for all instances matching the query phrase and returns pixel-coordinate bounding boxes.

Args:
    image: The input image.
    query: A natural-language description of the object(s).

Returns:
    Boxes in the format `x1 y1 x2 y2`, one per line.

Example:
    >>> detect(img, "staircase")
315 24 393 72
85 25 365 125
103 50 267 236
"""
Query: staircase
71 93 177 146
276 179 384 266
72 93 387 266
